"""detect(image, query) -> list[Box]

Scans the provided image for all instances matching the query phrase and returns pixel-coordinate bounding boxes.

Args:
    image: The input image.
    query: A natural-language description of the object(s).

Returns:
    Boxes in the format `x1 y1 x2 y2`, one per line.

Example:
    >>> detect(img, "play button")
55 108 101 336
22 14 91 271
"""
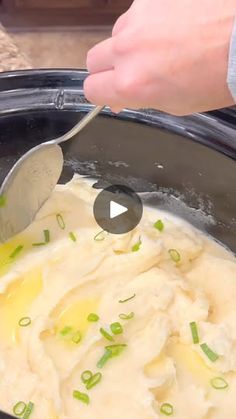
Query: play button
110 201 128 219
93 184 143 234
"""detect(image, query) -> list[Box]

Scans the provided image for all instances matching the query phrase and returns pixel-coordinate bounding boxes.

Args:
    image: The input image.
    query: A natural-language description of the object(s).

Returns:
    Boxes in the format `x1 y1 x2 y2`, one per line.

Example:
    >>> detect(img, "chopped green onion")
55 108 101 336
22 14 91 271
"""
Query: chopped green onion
9 245 24 259
119 293 136 304
200 343 219 362
69 231 77 242
160 403 174 416
56 213 65 230
13 401 27 416
72 331 82 344
100 327 114 342
119 312 135 320
110 322 123 335
190 321 200 344
86 372 102 390
60 326 73 336
44 229 50 243
18 317 31 327
32 242 46 247
0 194 6 208
168 248 181 263
81 370 93 384
87 313 100 322
210 377 229 390
94 230 108 242
105 344 127 357
22 401 34 419
73 390 90 405
132 236 142 252
154 219 164 232
97 349 112 369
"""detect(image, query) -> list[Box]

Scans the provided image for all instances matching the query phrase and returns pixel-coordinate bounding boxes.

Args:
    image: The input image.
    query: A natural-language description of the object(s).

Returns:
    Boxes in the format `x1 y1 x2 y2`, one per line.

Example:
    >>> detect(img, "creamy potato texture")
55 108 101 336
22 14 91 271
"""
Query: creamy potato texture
0 177 236 419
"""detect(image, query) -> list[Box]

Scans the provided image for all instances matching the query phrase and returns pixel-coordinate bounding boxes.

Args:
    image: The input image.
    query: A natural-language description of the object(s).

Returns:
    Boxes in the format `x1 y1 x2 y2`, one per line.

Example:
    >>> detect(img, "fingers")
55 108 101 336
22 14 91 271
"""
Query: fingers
87 37 114 74
112 11 130 36
84 70 122 107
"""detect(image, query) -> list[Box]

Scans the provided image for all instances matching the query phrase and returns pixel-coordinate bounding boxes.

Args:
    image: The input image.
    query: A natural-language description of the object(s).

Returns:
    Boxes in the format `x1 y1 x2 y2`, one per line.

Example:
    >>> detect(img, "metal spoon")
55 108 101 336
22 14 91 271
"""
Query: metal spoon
0 105 104 242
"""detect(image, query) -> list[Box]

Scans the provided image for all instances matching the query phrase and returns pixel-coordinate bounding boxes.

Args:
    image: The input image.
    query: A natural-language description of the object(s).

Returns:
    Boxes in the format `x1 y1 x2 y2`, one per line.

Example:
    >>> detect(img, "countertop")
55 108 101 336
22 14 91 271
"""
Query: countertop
0 25 31 71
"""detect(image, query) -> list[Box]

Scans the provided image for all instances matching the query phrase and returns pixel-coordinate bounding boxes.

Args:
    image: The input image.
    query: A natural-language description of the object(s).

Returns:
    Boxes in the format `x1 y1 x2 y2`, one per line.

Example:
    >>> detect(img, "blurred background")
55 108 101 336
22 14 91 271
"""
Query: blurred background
0 0 132 70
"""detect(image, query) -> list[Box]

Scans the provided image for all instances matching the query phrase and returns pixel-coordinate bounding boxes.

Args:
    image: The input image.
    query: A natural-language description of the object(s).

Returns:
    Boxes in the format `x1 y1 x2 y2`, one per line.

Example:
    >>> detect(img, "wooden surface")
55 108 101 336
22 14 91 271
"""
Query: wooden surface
0 0 133 28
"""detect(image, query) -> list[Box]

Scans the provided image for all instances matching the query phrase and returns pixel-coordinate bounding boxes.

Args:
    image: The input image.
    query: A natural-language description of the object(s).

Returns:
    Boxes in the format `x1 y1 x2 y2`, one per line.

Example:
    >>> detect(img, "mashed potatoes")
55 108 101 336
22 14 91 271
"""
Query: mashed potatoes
0 176 236 419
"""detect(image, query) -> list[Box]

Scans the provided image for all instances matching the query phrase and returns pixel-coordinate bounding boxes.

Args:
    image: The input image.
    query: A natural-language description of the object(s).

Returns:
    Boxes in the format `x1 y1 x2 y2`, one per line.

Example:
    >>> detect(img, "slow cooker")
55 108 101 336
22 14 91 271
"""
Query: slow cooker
0 69 235 418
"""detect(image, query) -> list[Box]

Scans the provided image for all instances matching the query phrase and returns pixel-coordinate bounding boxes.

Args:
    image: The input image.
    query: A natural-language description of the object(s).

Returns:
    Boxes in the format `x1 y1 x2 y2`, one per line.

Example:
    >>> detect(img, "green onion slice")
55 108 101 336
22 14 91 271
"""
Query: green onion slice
19 317 31 327
211 377 229 390
60 326 73 336
94 230 108 242
160 403 174 416
119 312 135 320
22 401 34 419
97 349 112 369
81 370 93 384
86 372 102 390
200 343 219 362
190 321 200 344
105 344 127 357
13 401 27 416
110 322 123 335
100 327 114 342
9 245 24 259
56 213 65 230
87 313 100 322
72 331 82 344
44 229 50 243
69 232 77 242
168 248 181 263
0 195 7 208
132 236 142 252
32 242 46 247
119 293 136 304
73 390 90 405
154 219 164 232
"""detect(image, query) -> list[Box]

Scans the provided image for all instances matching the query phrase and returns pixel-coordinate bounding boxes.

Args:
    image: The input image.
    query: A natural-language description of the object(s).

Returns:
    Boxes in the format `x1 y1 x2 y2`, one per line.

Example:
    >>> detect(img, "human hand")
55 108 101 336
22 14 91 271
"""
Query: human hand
84 0 236 115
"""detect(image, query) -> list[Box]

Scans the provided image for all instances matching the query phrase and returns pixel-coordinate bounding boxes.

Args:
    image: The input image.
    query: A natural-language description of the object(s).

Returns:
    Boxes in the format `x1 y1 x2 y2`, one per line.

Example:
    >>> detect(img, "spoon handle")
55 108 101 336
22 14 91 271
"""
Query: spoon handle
55 105 104 144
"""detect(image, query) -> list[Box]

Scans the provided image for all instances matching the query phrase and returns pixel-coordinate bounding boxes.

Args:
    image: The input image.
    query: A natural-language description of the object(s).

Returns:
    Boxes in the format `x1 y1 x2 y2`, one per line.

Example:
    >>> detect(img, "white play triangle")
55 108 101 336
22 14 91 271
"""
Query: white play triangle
110 200 128 219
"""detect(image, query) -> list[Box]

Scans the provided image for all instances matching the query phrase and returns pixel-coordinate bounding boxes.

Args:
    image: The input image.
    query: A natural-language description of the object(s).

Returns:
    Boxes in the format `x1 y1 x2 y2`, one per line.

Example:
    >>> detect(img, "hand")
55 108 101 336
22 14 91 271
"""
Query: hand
84 0 236 115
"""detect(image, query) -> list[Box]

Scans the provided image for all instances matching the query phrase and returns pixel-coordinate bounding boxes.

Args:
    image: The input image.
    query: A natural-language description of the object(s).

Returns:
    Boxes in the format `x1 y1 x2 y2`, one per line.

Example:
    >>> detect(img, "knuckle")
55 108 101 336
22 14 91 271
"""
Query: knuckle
114 72 139 98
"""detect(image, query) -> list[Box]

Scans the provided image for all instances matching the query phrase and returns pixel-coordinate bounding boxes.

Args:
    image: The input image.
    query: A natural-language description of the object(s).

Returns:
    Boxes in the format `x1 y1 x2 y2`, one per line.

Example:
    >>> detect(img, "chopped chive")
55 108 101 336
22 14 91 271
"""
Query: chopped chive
56 213 65 230
69 231 77 242
22 401 34 419
44 229 50 243
154 219 164 232
73 390 90 405
97 349 112 369
81 370 93 384
110 322 123 335
72 331 82 344
168 248 181 263
119 312 135 320
100 327 114 342
190 321 200 344
210 377 229 390
87 313 100 322
105 344 127 357
200 343 219 362
9 245 24 259
160 403 174 416
119 293 136 304
94 230 108 242
13 401 27 416
19 317 31 327
132 236 142 252
86 372 102 390
32 242 46 247
0 194 6 208
60 326 73 336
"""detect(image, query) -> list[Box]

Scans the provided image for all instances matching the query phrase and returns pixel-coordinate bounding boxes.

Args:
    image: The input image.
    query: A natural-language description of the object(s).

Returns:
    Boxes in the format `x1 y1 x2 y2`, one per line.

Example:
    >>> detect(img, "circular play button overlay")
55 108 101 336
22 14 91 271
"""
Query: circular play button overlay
93 185 143 235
